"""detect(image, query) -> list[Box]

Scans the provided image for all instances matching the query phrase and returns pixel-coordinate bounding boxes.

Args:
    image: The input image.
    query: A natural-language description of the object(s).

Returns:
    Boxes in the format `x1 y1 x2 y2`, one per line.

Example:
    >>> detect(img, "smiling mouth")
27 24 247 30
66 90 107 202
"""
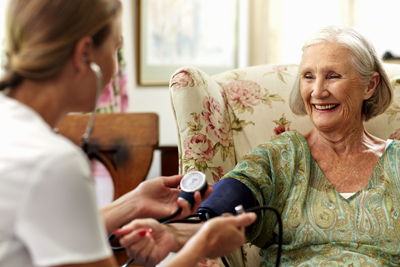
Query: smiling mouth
314 104 338 110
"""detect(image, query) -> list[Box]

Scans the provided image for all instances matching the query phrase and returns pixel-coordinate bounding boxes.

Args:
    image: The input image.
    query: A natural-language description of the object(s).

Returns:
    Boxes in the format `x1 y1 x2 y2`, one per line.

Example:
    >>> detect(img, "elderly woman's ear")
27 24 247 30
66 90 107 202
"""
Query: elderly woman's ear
364 72 380 100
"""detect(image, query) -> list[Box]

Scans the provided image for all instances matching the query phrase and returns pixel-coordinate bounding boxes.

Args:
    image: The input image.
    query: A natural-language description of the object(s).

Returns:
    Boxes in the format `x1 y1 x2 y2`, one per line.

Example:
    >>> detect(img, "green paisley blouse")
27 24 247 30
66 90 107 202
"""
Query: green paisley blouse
226 131 400 266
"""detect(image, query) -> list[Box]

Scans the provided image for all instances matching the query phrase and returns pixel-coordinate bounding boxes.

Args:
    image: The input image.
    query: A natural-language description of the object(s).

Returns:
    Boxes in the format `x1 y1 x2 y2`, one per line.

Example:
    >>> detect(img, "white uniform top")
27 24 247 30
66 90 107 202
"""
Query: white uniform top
0 94 112 266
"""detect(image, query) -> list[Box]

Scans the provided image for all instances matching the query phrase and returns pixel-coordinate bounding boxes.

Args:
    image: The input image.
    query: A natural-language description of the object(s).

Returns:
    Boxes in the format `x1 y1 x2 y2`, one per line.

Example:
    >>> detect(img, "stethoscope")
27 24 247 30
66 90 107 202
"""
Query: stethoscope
109 171 283 267
81 60 103 151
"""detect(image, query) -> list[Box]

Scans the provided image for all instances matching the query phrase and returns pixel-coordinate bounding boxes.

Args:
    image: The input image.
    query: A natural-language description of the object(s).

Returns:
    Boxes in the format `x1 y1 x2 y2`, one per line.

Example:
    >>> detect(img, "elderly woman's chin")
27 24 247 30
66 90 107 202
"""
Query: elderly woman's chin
308 106 349 131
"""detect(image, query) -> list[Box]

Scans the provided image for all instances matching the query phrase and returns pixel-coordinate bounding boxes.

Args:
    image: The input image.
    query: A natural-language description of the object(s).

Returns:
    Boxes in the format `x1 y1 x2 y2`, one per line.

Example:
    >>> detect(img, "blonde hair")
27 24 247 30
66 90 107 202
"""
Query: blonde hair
289 25 393 121
0 0 122 90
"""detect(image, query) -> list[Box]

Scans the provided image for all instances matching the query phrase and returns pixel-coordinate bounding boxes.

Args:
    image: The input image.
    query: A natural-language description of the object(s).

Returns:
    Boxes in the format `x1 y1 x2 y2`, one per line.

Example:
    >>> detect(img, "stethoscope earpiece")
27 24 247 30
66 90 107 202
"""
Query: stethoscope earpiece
89 61 101 74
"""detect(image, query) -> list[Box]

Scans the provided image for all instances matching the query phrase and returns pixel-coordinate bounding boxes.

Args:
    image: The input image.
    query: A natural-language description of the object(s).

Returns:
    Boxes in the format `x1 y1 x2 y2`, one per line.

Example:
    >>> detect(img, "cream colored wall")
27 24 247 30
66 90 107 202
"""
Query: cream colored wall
0 0 9 78
121 0 249 178
121 0 249 146
121 0 176 145
120 0 164 178
247 0 400 66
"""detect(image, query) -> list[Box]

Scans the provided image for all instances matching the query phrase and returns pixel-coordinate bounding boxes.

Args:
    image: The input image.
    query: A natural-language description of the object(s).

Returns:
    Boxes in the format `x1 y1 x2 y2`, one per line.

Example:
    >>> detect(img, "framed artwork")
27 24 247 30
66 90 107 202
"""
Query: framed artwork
138 0 238 85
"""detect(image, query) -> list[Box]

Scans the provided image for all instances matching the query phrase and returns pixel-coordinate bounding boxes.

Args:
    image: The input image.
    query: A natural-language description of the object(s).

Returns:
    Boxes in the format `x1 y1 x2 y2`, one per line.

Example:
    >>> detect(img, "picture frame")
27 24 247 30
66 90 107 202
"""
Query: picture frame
138 0 239 85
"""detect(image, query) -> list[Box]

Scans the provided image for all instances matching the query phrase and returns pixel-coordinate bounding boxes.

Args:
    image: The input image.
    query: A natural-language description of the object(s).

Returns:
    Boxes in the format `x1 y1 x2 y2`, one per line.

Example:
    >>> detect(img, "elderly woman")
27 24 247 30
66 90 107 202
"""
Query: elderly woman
120 26 399 266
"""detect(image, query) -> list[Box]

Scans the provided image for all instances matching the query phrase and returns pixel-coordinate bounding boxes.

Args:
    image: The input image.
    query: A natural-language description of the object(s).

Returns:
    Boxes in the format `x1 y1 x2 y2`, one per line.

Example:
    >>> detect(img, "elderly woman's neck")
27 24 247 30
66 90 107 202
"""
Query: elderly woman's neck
304 126 383 157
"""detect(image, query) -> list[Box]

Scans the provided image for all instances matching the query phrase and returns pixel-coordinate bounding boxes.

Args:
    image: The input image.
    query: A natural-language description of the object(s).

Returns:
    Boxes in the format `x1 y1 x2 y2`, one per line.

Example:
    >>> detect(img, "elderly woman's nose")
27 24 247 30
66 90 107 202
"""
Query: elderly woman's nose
311 79 329 98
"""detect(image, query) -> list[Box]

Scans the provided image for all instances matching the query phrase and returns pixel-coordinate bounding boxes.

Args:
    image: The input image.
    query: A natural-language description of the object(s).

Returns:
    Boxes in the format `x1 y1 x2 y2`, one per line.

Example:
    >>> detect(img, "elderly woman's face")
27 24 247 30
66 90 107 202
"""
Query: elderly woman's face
299 42 371 132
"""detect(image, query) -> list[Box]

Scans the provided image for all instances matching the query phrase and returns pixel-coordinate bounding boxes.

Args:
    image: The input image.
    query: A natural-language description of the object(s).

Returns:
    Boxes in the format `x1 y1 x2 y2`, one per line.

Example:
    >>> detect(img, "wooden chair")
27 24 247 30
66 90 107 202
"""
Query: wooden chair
56 112 159 266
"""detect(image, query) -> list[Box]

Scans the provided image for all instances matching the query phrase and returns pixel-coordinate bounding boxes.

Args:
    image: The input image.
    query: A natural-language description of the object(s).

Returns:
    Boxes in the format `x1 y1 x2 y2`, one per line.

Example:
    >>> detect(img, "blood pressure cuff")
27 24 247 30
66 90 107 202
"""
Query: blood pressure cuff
198 178 255 218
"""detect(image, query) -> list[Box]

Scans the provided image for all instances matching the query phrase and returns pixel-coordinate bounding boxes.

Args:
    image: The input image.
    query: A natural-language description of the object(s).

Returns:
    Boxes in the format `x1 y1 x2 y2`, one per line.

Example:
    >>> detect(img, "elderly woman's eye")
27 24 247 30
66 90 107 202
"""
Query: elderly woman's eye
329 73 340 79
304 74 313 79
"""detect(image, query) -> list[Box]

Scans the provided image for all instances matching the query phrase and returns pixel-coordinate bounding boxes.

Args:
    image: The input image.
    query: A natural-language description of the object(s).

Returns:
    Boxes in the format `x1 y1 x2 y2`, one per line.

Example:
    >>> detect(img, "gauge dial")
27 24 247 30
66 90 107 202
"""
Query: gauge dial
180 171 206 193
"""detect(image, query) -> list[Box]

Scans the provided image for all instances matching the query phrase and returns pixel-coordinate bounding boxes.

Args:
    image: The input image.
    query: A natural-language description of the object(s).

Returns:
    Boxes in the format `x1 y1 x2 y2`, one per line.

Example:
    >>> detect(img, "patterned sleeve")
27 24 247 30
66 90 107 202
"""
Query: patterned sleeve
224 131 307 247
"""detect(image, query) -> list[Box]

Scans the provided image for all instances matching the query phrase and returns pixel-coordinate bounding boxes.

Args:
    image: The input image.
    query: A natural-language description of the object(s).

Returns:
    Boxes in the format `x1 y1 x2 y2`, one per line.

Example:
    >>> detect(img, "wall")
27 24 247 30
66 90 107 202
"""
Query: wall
121 1 174 145
120 0 249 178
121 1 173 179
248 0 400 66
0 0 8 77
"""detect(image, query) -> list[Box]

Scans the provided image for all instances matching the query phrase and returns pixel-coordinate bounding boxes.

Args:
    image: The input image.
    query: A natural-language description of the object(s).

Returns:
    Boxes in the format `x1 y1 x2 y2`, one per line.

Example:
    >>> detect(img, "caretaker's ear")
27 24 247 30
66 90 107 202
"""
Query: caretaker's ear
71 36 94 73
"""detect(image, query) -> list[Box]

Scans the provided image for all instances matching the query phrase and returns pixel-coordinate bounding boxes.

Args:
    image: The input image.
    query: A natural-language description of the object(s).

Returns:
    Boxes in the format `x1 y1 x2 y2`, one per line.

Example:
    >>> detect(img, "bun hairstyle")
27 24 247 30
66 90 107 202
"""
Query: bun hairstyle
0 0 121 91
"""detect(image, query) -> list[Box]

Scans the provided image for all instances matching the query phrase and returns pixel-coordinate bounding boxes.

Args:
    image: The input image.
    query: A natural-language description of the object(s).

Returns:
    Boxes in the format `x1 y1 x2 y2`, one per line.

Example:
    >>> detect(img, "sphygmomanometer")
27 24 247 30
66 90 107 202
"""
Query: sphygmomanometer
109 172 283 267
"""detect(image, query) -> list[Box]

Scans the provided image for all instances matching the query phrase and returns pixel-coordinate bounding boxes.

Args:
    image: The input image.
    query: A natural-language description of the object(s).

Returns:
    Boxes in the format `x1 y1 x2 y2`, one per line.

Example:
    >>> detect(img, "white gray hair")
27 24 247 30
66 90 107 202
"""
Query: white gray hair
289 25 393 121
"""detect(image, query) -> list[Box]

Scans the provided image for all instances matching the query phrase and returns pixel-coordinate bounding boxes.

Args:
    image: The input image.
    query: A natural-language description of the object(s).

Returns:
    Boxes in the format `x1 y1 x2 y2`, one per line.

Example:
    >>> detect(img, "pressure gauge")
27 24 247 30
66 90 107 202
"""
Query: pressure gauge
178 171 208 206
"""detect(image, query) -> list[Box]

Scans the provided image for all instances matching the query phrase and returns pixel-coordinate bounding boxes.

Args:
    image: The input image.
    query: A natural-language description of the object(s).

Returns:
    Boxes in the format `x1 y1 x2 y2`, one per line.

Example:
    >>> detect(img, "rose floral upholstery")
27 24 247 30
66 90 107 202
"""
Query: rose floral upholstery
169 63 400 267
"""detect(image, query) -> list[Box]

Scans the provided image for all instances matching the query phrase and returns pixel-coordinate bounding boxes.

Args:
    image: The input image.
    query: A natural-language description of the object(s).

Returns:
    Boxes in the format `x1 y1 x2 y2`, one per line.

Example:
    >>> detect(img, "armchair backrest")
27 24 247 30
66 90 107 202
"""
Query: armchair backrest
170 63 400 185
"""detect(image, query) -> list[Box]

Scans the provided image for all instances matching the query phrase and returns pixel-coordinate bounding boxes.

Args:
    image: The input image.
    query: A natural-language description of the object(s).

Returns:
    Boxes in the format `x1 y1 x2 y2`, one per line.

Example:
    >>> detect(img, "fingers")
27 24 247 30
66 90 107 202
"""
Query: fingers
177 185 213 218
112 227 131 238
119 228 153 247
234 212 257 227
190 191 202 212
205 212 256 231
162 174 184 188
176 197 192 218
218 212 257 228
113 218 159 238
176 191 201 217
216 212 257 227
197 214 254 259
159 177 212 220
119 229 156 266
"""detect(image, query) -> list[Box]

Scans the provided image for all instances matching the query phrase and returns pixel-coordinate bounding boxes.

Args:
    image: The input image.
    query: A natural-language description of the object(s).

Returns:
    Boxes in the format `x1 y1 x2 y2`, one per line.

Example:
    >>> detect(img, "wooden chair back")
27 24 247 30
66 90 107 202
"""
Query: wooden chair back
56 112 159 200
56 113 158 266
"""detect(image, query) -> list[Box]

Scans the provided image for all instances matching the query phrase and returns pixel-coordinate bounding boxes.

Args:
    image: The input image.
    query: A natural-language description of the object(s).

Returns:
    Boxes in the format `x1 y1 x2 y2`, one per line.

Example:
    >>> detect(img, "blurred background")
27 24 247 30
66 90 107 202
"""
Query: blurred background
1 0 400 202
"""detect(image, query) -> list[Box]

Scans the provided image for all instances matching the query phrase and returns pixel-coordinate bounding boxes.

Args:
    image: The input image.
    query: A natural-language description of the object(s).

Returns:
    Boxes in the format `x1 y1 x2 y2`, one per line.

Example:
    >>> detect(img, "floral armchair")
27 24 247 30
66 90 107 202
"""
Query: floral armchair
169 63 400 267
